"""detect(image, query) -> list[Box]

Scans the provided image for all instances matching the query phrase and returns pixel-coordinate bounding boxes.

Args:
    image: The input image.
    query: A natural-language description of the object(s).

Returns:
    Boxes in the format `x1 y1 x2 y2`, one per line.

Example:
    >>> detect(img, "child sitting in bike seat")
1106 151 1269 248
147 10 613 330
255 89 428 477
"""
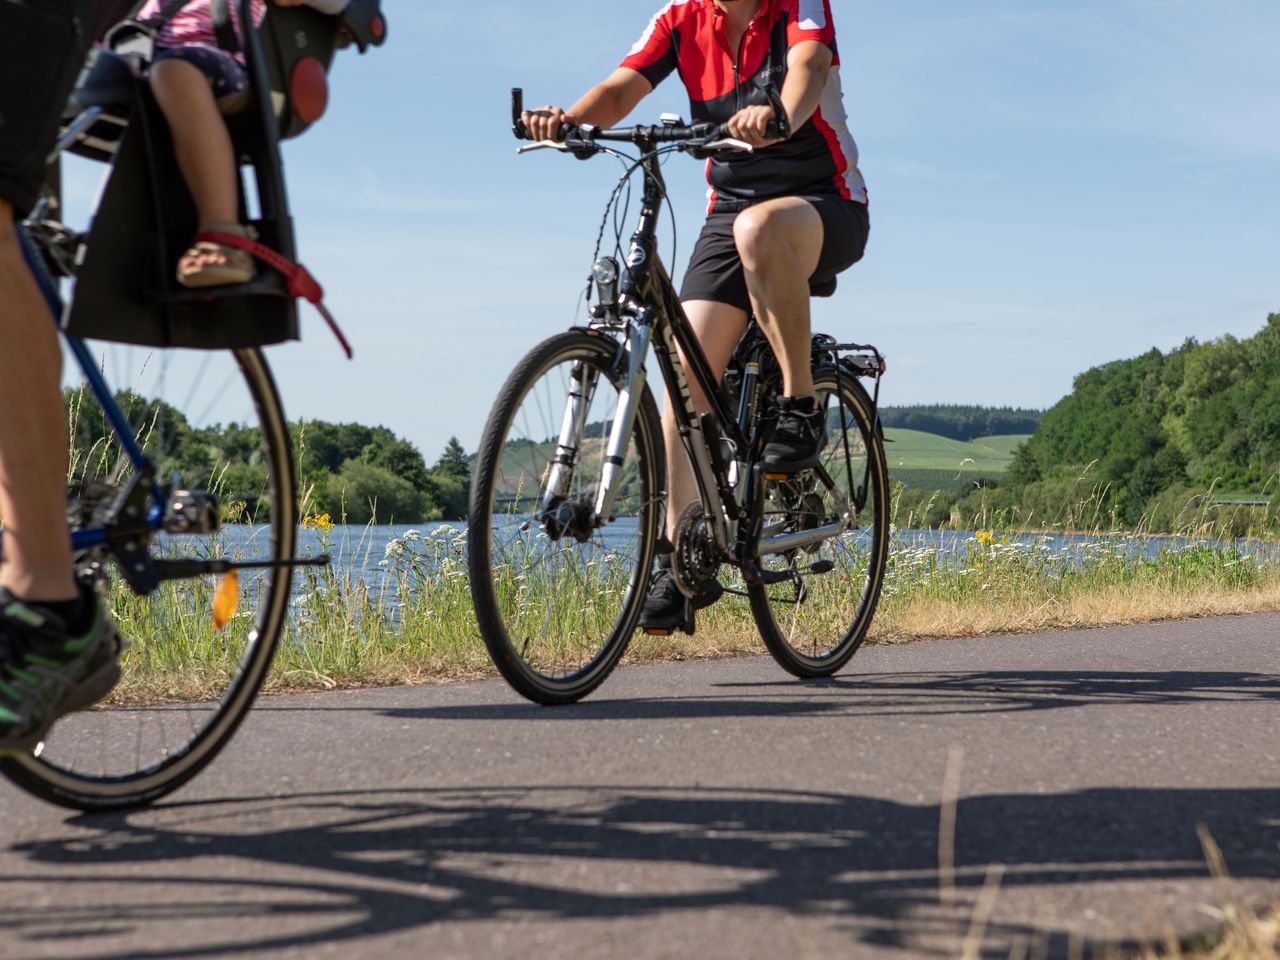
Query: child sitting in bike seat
137 0 348 288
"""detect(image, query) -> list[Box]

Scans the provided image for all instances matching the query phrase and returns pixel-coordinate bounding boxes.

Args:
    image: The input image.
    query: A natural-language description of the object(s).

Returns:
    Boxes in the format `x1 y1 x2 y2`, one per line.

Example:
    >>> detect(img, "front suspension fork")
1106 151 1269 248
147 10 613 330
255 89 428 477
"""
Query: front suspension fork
594 322 653 522
539 356 600 516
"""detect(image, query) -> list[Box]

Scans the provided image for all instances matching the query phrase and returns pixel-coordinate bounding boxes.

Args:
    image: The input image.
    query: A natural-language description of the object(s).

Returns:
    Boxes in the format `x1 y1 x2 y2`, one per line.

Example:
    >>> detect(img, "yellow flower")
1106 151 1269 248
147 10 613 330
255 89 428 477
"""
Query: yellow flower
304 512 335 532
975 530 995 547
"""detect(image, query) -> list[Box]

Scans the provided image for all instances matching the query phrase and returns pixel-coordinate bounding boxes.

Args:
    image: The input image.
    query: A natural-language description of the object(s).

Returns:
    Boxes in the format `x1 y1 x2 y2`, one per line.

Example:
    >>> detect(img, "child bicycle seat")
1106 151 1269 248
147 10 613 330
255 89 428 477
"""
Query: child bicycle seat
58 0 387 351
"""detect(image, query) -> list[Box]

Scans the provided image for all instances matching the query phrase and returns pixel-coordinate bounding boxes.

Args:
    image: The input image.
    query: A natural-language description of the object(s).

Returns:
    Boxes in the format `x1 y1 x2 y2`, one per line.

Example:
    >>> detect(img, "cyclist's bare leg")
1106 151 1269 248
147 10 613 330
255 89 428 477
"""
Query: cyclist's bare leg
661 299 749 537
733 196 824 399
0 203 77 601
150 58 239 237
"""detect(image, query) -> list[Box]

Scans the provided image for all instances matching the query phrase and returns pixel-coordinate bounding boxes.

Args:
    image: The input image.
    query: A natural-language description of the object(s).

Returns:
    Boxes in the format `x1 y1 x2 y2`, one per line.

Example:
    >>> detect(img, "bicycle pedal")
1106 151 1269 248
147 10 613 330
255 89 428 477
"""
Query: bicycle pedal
641 606 696 637
763 472 789 482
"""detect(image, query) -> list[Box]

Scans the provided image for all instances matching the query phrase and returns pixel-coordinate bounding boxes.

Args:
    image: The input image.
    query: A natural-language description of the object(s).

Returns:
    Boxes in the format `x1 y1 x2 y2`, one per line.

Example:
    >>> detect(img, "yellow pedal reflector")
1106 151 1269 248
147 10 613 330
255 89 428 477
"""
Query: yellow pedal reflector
212 570 240 630
764 472 788 481
643 628 672 637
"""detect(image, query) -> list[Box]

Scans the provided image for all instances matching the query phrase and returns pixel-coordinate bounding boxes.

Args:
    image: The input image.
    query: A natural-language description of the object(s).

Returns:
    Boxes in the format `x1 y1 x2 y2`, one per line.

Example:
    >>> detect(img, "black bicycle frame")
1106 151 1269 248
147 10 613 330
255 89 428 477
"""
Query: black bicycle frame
613 147 755 547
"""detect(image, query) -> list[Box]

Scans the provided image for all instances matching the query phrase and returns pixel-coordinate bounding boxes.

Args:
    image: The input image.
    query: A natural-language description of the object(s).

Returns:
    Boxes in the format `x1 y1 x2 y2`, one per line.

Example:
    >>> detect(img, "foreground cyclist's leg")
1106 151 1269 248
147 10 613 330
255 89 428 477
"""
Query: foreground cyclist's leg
0 210 122 754
642 299 747 632
735 197 828 474
0 208 76 603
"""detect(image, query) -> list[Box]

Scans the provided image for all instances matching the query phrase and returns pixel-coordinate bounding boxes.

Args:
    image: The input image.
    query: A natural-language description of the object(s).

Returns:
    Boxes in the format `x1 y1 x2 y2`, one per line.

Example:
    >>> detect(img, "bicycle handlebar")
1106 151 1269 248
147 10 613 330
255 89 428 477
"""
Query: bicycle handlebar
510 87 789 155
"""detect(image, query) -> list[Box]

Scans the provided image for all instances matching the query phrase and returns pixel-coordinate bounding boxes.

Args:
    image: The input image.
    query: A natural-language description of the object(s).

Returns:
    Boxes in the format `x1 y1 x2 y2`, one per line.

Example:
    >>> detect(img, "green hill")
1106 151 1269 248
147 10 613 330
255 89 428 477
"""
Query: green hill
884 430 1029 473
882 430 1030 495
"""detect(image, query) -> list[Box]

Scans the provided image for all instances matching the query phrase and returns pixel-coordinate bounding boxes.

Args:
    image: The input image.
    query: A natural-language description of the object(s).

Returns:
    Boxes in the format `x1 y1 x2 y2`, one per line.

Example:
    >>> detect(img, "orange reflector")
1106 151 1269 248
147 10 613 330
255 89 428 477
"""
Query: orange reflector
643 629 672 637
764 473 788 481
212 570 239 630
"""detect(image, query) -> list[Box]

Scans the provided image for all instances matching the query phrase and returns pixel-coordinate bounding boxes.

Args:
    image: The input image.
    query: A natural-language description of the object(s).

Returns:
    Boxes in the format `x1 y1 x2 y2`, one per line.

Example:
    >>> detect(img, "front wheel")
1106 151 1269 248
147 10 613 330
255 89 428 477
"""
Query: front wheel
468 331 665 704
748 365 889 678
0 346 295 810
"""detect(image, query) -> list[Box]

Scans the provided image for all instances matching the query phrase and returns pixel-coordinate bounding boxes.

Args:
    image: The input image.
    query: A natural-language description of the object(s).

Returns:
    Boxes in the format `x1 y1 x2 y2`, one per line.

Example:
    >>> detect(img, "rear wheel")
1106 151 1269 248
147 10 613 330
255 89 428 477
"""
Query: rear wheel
0 345 295 810
468 331 664 705
749 365 889 678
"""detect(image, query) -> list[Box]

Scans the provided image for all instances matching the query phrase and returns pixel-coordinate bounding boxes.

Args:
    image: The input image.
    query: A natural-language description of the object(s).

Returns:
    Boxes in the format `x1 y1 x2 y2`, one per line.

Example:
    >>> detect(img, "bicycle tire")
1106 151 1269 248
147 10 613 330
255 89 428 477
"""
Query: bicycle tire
468 330 664 704
0 347 295 810
748 365 889 678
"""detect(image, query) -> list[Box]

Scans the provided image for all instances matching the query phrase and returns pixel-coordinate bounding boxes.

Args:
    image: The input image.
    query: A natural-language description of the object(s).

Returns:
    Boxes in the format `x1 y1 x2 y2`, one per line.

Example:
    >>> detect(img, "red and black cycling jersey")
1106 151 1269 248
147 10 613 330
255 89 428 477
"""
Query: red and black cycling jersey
620 0 866 213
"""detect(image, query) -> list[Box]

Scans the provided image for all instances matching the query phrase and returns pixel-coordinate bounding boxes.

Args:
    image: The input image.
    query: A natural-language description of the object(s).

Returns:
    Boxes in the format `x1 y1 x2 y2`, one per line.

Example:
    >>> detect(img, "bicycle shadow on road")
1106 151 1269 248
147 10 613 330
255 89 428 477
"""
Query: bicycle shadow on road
363 669 1280 723
4 782 1278 960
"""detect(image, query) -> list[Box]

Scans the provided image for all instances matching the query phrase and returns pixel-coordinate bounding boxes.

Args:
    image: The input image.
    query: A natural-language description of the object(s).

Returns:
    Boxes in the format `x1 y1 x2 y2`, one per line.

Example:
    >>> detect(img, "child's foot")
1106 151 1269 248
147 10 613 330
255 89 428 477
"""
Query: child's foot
177 221 255 288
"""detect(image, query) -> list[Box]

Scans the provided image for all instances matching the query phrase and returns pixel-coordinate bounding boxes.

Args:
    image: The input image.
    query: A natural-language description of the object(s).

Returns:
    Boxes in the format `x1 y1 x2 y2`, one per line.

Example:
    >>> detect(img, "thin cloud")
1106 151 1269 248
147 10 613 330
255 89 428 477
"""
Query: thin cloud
864 0 1220 33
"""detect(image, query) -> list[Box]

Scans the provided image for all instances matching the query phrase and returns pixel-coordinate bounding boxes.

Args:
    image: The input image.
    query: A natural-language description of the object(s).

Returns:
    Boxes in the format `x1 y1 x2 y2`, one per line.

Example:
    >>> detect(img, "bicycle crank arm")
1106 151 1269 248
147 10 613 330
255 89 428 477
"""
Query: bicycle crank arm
154 555 332 580
754 521 848 559
743 558 837 586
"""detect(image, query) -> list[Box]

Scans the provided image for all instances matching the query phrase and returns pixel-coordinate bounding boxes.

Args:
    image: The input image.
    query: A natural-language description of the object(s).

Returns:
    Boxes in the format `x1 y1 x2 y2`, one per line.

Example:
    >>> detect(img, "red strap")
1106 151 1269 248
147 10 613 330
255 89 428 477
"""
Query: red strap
197 231 354 359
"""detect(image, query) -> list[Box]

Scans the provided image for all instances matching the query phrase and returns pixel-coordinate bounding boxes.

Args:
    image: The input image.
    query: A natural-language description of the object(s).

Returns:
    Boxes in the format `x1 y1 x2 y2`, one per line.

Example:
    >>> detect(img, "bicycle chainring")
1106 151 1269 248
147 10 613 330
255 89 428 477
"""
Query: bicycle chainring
671 503 722 598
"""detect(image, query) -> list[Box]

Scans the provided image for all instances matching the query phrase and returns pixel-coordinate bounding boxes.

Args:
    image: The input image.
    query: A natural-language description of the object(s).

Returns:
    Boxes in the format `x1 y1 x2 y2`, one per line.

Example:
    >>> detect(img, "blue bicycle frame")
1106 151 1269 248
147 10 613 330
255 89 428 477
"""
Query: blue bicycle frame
17 224 165 553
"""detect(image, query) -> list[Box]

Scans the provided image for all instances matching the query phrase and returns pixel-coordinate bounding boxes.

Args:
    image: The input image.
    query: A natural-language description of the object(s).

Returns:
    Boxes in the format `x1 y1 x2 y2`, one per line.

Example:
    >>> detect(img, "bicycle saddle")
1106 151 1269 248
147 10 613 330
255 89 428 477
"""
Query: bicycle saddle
809 277 838 298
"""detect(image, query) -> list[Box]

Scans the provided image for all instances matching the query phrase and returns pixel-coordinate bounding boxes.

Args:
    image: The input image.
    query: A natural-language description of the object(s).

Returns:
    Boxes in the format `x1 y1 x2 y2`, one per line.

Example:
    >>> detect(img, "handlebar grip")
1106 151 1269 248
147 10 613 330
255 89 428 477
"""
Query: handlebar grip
710 120 787 141
765 85 791 140
512 88 530 140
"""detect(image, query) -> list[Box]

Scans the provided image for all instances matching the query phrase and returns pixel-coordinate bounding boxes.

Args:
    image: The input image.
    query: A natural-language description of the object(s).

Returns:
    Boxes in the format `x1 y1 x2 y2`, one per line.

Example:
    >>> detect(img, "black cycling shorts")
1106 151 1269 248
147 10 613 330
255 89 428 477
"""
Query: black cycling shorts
0 0 118 219
679 194 870 313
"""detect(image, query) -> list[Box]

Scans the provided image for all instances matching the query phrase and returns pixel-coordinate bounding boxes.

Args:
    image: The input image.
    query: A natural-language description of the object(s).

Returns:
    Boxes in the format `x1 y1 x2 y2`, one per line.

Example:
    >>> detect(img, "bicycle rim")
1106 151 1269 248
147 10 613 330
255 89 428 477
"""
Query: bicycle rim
749 367 889 677
0 347 295 810
468 331 662 704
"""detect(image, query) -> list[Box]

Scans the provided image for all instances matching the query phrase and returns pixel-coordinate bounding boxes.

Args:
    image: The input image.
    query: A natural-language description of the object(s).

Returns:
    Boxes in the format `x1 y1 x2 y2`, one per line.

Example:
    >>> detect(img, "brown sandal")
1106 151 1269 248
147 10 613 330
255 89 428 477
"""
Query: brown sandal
176 222 256 288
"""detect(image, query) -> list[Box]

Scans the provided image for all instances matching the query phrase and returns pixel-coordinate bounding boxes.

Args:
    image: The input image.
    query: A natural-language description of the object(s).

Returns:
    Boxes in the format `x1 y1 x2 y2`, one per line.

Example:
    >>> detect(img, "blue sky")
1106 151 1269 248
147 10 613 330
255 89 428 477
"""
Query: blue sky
70 0 1280 462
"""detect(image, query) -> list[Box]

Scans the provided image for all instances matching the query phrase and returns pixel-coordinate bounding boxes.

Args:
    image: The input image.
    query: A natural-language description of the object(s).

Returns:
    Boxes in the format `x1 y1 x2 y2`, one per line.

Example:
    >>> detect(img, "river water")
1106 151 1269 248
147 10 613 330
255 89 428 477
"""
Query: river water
289 522 1277 582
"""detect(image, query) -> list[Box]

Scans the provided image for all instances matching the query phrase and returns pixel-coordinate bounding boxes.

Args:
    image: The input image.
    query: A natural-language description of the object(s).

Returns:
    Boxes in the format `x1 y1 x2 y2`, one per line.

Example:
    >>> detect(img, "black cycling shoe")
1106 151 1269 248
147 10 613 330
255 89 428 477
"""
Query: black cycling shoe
761 396 827 473
638 558 724 635
0 587 122 755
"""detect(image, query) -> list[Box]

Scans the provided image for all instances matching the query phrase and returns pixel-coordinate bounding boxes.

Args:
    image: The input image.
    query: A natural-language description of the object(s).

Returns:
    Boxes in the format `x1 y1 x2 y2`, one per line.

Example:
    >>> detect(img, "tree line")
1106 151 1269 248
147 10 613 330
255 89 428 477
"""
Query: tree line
878 404 1042 441
66 388 471 524
894 311 1280 534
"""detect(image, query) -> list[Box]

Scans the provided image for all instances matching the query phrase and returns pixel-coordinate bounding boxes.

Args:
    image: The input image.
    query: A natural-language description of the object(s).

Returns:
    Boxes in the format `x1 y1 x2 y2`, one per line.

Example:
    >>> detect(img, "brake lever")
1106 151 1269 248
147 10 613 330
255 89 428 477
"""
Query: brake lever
686 136 754 159
517 140 574 155
703 137 754 152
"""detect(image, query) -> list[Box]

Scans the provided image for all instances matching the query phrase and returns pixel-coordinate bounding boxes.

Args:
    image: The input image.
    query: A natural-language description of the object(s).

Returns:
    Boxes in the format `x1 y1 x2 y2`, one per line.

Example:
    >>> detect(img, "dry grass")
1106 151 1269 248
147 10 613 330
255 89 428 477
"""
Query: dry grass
100 526 1280 701
1131 828 1278 960
1148 905 1280 960
867 581 1280 645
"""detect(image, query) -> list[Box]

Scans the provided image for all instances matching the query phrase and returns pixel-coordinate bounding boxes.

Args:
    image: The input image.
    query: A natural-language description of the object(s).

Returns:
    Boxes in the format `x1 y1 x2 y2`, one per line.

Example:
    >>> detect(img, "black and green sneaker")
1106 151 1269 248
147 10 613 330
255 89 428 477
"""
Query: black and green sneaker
0 587 122 755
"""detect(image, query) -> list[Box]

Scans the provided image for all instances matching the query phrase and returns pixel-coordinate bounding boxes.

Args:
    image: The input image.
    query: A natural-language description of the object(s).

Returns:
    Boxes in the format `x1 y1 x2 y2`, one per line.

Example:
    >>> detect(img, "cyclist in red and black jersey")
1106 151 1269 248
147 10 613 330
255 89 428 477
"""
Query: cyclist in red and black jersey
523 0 870 631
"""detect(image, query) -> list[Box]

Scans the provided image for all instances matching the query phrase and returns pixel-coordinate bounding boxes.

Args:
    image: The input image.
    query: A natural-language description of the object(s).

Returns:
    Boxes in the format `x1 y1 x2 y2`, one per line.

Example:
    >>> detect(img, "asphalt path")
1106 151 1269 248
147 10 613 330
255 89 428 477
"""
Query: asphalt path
2 613 1278 959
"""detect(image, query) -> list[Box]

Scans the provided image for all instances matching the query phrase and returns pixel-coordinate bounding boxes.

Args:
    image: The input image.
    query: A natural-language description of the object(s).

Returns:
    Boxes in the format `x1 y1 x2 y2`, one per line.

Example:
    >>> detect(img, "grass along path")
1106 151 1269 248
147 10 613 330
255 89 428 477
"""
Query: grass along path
99 525 1280 703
